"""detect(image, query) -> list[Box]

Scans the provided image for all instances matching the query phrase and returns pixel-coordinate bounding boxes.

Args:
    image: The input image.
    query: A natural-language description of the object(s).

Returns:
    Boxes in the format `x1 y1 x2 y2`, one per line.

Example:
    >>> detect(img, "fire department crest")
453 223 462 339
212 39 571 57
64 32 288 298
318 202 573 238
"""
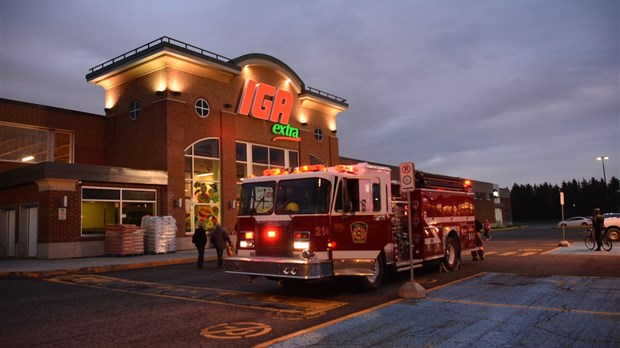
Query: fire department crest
350 222 368 243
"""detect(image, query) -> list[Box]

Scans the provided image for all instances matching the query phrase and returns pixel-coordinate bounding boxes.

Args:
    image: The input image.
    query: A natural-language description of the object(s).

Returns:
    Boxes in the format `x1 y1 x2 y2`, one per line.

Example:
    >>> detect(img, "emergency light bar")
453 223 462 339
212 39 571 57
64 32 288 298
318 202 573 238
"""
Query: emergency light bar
262 164 326 176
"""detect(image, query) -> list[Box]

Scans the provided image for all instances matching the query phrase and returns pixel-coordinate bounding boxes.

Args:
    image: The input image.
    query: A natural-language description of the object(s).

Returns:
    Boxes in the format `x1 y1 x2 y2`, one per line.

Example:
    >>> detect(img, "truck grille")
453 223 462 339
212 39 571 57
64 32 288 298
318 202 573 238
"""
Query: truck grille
255 222 292 257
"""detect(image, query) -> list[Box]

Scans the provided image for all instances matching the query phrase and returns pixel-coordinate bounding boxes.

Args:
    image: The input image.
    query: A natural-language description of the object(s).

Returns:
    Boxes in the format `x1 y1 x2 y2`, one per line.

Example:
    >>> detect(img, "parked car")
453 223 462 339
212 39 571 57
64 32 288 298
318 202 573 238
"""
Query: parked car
604 215 620 241
557 216 592 227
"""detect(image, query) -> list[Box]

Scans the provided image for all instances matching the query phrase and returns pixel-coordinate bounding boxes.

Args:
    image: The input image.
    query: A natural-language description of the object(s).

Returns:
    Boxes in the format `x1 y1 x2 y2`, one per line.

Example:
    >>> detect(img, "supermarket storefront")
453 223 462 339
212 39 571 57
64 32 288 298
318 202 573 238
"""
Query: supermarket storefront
0 37 348 259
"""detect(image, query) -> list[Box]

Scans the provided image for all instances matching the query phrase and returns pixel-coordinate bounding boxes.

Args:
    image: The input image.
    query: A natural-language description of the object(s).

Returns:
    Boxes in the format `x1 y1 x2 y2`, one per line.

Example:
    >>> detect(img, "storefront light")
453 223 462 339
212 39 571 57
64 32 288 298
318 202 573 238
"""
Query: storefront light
21 156 34 162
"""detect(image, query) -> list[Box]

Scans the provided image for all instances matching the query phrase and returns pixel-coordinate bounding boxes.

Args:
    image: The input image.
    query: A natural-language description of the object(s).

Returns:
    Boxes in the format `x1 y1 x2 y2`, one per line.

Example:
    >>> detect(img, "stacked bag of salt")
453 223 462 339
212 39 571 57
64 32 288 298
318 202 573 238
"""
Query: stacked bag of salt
105 224 145 256
142 215 177 254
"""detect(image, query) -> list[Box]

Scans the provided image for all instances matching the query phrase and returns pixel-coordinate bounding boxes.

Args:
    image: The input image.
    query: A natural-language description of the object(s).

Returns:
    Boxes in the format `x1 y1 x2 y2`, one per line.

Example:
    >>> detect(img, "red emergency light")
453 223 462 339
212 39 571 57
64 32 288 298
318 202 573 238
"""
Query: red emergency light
266 230 277 238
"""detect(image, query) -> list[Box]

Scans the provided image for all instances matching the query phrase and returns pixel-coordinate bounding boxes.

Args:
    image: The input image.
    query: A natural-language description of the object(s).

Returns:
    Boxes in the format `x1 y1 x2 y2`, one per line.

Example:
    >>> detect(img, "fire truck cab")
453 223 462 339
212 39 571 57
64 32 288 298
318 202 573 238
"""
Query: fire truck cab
225 162 477 289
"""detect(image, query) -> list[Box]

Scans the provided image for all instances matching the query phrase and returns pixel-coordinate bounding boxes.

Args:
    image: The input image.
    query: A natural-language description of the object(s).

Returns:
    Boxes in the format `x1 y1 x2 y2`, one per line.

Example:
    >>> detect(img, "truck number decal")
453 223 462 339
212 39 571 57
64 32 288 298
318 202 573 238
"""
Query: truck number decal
315 226 328 237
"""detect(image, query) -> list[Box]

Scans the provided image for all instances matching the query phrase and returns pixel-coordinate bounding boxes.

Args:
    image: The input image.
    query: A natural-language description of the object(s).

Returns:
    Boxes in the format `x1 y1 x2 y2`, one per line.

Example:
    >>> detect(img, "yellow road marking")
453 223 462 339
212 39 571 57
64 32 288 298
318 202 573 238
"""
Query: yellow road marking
428 297 620 317
256 273 488 348
201 322 272 340
45 274 345 320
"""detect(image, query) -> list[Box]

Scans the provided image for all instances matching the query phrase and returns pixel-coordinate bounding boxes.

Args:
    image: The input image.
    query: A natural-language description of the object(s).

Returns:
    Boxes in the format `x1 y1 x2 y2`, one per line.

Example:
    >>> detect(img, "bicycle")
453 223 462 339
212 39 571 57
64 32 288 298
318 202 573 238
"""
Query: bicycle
584 229 612 251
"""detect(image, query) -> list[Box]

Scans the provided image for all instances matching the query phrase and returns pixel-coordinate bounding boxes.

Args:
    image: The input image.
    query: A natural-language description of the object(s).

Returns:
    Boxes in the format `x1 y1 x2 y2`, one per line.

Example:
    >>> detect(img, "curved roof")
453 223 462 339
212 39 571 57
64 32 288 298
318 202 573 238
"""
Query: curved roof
231 53 305 93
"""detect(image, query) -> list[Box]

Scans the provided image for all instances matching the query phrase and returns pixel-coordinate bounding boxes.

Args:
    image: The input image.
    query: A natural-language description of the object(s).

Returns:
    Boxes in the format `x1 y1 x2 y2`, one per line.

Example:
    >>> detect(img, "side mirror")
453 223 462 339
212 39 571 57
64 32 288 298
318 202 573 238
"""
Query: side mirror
344 201 353 214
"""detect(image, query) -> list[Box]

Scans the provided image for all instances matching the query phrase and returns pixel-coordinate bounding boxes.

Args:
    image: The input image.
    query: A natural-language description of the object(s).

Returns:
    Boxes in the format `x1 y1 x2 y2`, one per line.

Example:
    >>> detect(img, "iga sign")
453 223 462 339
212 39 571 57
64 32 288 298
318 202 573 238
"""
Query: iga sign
238 79 293 124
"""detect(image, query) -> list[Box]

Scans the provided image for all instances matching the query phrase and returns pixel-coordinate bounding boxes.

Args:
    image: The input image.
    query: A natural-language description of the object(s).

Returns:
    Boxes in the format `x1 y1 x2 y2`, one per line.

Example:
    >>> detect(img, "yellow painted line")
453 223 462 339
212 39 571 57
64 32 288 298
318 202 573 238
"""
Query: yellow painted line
483 251 497 255
45 274 345 319
427 297 620 317
201 322 272 340
542 244 576 254
254 298 404 348
519 252 538 257
499 251 518 256
255 273 488 348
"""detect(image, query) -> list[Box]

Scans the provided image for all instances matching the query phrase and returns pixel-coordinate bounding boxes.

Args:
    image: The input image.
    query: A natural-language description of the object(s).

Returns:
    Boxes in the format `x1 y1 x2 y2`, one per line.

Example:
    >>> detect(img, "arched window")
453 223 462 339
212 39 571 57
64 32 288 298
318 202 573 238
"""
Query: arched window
309 154 325 165
185 139 220 234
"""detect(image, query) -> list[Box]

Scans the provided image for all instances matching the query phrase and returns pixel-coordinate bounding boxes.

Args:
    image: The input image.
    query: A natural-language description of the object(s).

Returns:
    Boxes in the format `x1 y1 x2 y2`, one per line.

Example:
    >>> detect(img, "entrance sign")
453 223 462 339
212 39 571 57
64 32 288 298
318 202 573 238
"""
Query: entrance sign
399 162 415 192
238 79 293 124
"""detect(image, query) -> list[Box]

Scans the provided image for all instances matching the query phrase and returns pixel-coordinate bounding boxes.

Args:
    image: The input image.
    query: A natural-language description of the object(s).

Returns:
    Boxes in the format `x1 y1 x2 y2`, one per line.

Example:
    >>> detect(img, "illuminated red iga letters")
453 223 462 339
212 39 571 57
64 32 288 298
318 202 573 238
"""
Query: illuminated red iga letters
237 79 293 124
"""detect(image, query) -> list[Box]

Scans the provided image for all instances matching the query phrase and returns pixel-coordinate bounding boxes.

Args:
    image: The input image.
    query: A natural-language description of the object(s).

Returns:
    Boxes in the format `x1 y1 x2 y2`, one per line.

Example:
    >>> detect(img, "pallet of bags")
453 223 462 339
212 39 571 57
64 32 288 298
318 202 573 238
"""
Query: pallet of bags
105 224 145 256
142 216 177 254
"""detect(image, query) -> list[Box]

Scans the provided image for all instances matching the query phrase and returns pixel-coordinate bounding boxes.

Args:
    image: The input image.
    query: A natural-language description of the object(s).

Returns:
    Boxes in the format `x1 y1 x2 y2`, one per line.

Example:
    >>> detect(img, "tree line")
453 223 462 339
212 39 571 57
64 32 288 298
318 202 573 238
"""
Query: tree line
510 177 620 221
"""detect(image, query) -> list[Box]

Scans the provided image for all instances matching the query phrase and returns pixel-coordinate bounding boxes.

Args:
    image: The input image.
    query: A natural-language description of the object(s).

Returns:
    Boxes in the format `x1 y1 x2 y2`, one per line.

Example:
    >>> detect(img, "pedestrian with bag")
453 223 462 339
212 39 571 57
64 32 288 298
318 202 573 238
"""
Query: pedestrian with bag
210 223 232 269
192 222 207 269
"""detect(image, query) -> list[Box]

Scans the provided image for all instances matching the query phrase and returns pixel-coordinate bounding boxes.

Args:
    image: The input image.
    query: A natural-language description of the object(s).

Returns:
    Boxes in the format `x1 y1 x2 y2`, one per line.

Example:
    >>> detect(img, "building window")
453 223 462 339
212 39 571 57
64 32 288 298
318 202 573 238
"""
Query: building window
314 127 323 142
0 122 73 164
195 99 210 118
81 188 156 235
185 138 220 233
235 142 299 179
129 101 140 121
309 154 325 165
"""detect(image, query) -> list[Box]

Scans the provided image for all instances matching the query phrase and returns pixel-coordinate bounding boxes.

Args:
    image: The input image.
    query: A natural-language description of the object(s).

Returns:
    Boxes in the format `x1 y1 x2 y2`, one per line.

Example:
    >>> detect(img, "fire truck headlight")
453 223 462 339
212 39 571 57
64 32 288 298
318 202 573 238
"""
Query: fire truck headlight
239 240 254 248
293 241 310 250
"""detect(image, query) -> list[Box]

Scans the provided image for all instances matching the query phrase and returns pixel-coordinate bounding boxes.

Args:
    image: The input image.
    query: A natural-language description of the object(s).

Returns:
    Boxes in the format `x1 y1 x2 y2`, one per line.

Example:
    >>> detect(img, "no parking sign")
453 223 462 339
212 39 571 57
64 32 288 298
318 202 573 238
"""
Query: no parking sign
400 162 415 192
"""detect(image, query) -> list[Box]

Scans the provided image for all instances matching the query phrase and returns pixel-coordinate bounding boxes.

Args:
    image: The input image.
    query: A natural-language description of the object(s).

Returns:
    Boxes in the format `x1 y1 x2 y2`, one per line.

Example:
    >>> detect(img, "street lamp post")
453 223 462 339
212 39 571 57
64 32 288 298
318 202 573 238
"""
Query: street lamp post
596 156 609 184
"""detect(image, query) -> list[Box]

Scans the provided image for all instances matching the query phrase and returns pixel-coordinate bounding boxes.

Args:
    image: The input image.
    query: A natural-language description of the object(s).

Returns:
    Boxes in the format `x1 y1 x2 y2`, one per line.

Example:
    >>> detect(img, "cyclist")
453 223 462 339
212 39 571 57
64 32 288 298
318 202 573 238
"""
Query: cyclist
592 208 605 251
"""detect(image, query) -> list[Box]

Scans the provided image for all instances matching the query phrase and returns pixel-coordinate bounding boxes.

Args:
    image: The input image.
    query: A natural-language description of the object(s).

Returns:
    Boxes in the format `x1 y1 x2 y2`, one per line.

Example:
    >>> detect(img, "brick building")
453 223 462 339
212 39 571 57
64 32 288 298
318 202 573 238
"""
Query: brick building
0 37 347 259
0 36 510 260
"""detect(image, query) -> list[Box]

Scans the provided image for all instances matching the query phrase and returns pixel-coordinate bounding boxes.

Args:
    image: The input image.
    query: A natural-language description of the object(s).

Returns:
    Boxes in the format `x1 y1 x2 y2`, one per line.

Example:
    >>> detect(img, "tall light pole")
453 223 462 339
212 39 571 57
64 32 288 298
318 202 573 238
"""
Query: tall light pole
596 156 609 184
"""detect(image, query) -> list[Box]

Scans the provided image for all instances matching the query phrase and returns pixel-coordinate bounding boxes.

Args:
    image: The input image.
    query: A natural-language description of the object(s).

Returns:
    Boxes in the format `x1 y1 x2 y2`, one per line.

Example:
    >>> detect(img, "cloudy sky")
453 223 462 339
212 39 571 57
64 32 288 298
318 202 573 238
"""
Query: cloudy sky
1 0 618 188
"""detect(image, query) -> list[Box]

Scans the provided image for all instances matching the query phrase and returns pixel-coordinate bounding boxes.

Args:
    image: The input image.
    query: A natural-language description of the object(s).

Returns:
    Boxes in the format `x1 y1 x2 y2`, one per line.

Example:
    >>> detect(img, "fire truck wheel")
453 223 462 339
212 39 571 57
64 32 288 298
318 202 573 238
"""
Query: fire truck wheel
361 253 385 290
442 236 460 271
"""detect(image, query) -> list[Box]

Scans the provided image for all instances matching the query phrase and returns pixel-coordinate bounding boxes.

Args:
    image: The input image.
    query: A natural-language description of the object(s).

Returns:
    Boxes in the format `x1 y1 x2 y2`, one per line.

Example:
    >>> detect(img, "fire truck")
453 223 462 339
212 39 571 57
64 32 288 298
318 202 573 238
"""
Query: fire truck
224 162 478 289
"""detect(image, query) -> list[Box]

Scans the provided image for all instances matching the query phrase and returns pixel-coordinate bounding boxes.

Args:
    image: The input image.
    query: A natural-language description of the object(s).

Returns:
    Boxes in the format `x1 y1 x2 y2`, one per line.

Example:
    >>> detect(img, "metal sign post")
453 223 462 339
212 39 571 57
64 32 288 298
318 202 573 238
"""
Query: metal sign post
559 191 569 247
398 162 426 299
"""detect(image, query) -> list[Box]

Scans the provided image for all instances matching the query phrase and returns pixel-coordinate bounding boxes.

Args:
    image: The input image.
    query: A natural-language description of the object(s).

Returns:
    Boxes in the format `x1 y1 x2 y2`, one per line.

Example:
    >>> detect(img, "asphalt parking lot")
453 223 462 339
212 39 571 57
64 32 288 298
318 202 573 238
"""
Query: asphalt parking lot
263 272 620 347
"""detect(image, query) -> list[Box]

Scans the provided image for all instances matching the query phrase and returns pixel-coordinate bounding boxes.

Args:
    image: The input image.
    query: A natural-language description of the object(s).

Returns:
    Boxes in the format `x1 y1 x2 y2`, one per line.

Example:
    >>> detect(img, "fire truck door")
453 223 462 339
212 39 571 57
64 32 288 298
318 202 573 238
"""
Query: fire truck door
330 177 386 276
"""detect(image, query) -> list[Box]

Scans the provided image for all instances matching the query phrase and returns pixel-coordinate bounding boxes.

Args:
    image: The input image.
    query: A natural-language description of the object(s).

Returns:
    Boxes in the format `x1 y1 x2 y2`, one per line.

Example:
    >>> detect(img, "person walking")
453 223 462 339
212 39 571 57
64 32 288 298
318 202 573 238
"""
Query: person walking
484 218 492 240
210 223 232 269
471 219 485 261
592 208 605 251
192 222 207 269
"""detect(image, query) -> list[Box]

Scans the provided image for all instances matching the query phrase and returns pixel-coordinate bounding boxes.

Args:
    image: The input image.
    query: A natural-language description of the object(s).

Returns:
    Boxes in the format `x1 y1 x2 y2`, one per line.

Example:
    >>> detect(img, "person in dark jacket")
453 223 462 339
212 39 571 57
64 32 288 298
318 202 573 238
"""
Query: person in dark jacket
471 219 485 261
210 223 232 269
192 222 207 269
592 208 605 251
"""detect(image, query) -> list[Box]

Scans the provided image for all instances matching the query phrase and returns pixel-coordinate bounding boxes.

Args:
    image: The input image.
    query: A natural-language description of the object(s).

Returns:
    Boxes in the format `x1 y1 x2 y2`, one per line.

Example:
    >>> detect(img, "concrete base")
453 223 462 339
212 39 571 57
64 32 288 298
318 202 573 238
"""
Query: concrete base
558 240 570 247
399 281 426 299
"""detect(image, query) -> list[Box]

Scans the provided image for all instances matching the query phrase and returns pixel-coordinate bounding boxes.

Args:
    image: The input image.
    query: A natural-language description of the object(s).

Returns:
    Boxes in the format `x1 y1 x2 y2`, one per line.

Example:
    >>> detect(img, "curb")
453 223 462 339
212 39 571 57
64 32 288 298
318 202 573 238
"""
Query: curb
1 256 213 279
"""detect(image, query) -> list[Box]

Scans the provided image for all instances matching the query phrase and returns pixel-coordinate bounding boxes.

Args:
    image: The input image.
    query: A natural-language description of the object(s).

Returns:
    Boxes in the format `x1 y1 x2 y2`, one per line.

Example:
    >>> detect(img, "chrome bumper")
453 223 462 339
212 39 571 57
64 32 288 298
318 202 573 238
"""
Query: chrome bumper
224 256 333 279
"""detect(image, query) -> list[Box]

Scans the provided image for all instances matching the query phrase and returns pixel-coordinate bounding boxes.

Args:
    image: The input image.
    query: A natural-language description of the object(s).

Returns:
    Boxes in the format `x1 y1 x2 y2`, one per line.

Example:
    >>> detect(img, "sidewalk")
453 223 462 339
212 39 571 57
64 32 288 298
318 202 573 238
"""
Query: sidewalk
0 249 210 278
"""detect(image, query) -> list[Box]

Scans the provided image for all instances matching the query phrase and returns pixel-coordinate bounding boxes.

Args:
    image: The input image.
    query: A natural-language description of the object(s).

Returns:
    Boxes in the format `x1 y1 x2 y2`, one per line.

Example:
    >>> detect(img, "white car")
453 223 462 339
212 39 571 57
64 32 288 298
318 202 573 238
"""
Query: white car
604 216 620 241
557 216 592 227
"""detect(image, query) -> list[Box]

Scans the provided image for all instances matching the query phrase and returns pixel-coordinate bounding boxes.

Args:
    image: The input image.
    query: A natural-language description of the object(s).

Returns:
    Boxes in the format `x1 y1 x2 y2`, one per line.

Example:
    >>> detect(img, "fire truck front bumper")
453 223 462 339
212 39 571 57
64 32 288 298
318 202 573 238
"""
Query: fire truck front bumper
224 256 333 280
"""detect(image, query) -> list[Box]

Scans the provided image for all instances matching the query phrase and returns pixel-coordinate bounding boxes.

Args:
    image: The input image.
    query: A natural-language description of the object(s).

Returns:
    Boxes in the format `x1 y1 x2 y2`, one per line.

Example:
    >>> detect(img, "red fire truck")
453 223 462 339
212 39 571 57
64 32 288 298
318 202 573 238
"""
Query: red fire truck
224 162 478 289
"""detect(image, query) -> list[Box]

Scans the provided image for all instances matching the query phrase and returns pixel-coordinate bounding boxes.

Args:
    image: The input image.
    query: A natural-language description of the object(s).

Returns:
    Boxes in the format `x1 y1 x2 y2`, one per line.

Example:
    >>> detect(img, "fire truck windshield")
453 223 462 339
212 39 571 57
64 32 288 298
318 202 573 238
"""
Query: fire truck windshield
239 178 331 216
